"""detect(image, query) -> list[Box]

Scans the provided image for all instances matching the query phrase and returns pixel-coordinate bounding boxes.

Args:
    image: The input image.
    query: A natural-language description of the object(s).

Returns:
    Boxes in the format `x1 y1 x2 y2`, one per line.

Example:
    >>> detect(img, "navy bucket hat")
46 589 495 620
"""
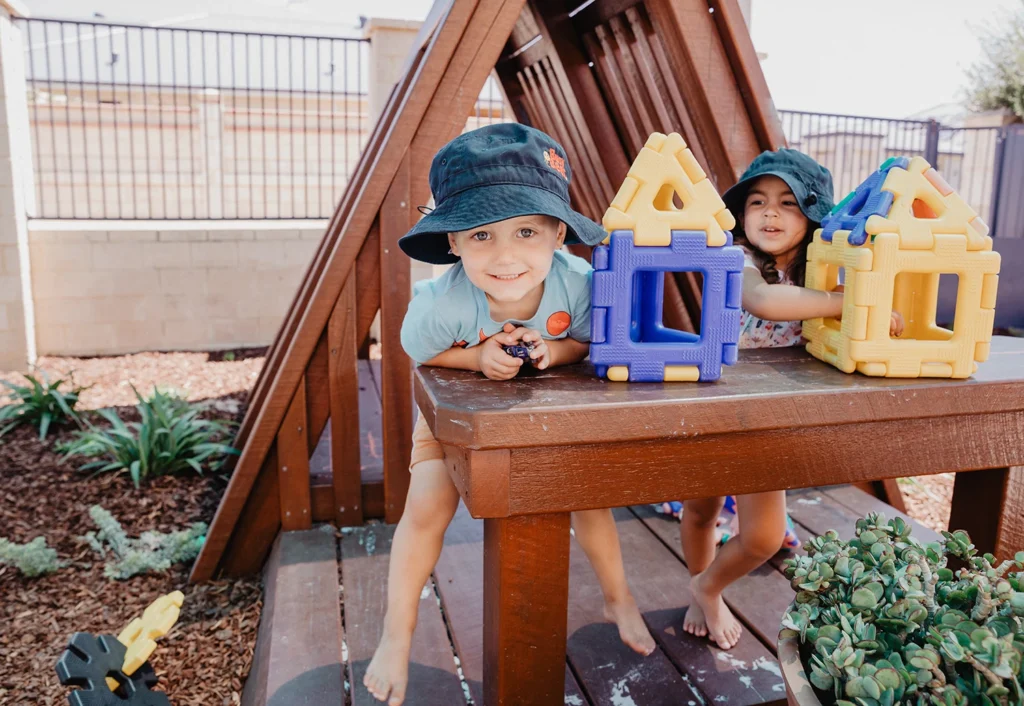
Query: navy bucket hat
398 124 607 265
721 148 836 225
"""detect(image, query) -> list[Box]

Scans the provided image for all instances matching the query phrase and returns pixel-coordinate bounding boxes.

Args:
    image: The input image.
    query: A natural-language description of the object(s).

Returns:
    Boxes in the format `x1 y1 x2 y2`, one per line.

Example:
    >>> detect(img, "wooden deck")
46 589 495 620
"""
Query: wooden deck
241 354 945 706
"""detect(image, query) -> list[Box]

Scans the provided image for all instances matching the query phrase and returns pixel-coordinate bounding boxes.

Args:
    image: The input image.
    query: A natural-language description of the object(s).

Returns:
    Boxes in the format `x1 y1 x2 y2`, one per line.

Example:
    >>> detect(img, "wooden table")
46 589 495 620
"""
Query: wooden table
414 336 1024 705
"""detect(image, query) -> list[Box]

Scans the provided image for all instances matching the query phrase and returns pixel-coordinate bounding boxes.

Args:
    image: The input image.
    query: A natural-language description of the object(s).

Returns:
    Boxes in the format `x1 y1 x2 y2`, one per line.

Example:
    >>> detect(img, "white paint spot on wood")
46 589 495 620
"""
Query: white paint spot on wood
716 652 749 670
420 585 431 600
610 678 638 706
752 656 781 677
796 497 821 505
365 532 377 555
565 696 584 706
451 418 472 430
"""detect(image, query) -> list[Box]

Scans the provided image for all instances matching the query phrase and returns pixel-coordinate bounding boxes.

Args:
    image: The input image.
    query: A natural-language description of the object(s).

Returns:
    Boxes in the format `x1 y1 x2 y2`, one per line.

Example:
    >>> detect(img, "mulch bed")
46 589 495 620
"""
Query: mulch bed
0 350 268 706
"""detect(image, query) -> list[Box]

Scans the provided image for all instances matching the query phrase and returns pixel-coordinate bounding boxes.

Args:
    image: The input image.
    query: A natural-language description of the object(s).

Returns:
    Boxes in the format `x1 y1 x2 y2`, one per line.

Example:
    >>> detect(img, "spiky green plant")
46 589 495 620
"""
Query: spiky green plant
0 371 86 440
57 386 238 488
782 514 1024 706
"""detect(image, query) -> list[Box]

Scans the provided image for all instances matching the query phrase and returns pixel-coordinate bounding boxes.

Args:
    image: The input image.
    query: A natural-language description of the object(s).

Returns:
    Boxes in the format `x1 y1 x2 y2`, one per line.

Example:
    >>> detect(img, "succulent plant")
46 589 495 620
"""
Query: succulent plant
782 514 1024 706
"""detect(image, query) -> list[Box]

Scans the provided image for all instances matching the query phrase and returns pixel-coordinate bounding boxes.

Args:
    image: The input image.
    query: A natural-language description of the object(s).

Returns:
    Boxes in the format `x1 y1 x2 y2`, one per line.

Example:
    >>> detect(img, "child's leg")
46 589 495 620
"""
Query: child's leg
364 458 461 705
571 509 656 655
689 490 787 650
679 496 726 637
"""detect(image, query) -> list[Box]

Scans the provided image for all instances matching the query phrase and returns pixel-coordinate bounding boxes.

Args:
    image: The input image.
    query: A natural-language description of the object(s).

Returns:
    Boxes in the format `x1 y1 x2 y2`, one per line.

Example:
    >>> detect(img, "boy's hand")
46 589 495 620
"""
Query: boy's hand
890 311 905 337
501 324 552 370
477 333 523 380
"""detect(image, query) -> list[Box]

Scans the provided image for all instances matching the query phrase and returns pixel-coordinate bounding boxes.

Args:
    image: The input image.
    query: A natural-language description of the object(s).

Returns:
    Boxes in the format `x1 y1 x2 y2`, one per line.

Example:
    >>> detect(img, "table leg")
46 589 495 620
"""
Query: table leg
949 467 1024 559
483 512 571 706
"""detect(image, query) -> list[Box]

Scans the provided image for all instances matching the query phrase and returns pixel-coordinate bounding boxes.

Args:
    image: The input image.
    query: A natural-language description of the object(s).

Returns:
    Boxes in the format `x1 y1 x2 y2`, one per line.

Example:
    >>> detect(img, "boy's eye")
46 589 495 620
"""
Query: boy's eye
518 228 535 238
471 231 490 241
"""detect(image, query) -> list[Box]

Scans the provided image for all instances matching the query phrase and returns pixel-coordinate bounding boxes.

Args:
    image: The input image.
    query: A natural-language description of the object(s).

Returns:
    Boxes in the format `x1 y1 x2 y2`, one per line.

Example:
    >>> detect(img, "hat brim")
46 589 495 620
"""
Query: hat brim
722 170 828 224
398 183 606 265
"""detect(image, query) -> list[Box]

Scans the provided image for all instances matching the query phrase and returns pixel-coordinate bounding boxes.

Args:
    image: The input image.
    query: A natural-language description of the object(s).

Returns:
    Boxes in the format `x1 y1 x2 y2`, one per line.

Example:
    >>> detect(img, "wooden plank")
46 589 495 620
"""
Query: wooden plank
363 481 386 520
435 504 587 704
784 487 861 540
305 331 331 452
221 445 282 577
330 277 363 527
310 481 334 523
341 523 466 706
360 361 385 485
707 0 787 150
483 512 571 705
594 23 656 139
356 222 382 350
629 503 794 652
581 30 644 155
278 382 312 531
499 411 1024 517
414 342 1024 450
643 0 762 187
820 485 940 543
590 508 785 705
240 534 281 706
192 0 493 581
260 530 344 705
949 467 1024 559
380 154 415 524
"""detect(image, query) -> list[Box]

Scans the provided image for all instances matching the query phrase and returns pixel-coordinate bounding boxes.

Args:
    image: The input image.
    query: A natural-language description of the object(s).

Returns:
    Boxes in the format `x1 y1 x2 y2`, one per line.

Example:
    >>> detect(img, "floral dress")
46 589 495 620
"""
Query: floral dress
737 249 805 350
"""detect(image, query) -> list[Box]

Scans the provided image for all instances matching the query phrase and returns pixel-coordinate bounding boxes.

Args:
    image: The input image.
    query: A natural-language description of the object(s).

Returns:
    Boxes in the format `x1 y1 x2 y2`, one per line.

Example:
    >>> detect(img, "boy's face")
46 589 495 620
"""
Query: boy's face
743 175 809 258
448 215 567 304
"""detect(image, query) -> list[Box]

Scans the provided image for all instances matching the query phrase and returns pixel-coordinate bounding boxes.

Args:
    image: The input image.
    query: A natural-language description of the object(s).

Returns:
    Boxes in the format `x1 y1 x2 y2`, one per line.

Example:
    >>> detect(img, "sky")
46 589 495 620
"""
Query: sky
21 0 1021 120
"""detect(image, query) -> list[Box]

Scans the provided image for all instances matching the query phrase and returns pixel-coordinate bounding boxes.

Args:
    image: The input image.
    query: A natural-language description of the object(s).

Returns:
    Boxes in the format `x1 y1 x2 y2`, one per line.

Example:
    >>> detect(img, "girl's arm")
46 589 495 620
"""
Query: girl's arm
741 267 843 322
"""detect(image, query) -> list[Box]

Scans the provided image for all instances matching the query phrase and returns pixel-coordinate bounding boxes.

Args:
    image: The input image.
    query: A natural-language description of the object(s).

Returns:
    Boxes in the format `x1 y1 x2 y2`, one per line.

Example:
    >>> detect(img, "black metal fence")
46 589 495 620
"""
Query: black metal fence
779 110 1006 225
19 17 370 220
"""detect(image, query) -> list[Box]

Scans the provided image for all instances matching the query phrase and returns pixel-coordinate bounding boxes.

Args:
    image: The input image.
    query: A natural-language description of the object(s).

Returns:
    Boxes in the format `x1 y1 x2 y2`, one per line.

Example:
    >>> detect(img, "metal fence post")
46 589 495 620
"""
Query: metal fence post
924 119 940 167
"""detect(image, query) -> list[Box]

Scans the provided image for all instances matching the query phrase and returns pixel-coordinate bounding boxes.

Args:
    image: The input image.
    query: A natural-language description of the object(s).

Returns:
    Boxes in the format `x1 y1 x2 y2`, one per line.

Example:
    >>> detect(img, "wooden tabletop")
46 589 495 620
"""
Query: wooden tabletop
415 336 1024 450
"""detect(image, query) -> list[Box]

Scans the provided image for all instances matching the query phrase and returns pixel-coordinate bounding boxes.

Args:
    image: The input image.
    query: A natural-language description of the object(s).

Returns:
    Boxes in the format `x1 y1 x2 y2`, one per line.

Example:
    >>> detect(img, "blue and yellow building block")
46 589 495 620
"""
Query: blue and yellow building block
804 156 1000 378
590 132 744 382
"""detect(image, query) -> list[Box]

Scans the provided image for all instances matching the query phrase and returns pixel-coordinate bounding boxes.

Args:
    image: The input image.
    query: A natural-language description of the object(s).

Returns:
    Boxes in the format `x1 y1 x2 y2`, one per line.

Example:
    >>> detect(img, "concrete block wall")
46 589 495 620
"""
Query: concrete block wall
28 221 326 356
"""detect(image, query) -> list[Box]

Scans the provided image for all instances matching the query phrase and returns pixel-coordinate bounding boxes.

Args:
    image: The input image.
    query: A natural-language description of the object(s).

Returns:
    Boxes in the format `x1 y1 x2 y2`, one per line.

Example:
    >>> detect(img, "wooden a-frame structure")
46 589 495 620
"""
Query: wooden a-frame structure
190 0 784 582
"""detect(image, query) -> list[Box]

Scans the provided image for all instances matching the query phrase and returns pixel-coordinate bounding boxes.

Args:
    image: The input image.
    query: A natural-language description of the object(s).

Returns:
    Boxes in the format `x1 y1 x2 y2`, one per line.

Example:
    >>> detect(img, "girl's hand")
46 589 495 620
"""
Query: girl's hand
476 333 523 380
500 324 552 370
890 311 905 337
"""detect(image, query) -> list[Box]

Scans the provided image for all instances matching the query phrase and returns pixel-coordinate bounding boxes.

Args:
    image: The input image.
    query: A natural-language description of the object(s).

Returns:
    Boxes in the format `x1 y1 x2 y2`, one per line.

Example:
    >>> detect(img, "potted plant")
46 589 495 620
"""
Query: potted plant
779 513 1024 706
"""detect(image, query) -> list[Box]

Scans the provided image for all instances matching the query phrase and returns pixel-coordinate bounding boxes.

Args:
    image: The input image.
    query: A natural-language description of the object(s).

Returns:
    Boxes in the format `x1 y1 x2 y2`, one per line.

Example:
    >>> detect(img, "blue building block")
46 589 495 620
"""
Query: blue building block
590 230 744 382
821 156 909 246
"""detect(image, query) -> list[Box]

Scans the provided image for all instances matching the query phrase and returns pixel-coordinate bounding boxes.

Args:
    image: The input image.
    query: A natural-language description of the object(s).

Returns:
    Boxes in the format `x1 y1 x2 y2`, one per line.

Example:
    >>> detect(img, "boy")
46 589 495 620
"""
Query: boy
364 124 655 705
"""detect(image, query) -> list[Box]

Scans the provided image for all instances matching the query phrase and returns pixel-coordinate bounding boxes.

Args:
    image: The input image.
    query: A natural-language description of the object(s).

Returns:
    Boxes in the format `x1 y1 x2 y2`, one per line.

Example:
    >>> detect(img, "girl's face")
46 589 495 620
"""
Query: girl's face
743 175 810 262
448 215 566 304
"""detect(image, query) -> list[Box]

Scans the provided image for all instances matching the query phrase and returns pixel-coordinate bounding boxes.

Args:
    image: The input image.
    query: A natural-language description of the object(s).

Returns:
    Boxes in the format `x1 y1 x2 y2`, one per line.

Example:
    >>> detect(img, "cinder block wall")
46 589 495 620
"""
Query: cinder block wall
28 221 326 356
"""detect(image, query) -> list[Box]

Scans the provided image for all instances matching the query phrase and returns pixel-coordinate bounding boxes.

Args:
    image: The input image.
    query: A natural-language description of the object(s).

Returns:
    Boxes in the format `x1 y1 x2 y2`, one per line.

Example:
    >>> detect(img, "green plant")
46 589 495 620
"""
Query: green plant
58 386 238 487
0 371 86 440
965 0 1024 119
0 536 66 577
83 505 207 580
782 514 1024 706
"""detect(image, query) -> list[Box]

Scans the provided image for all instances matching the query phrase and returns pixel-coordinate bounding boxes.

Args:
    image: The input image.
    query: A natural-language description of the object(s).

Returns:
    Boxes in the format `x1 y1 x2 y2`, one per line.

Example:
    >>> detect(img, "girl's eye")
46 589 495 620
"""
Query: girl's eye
471 232 490 241
518 228 535 238
748 199 764 207
783 200 798 207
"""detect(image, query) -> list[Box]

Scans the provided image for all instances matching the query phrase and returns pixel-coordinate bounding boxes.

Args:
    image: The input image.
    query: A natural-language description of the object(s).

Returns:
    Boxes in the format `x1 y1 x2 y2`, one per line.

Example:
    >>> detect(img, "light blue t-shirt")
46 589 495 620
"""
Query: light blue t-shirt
400 250 593 364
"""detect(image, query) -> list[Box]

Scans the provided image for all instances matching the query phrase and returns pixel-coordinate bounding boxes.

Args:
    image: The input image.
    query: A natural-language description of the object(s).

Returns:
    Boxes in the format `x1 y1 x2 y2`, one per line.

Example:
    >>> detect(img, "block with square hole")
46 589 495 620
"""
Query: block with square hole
590 230 743 382
804 156 1000 378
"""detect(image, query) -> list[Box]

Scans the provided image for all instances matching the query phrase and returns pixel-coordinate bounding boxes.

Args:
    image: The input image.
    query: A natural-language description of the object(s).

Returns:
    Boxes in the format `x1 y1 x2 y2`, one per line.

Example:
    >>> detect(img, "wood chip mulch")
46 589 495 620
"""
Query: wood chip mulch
0 349 268 706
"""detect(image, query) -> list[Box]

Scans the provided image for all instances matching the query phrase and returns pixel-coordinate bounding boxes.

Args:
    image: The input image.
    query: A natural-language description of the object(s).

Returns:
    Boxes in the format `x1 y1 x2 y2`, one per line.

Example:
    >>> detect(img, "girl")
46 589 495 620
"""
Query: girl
364 124 655 706
679 149 904 650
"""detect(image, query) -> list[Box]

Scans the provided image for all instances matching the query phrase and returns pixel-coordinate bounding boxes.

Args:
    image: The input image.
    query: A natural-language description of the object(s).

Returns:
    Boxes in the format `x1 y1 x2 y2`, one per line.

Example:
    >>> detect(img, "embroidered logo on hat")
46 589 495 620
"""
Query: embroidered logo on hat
543 148 567 179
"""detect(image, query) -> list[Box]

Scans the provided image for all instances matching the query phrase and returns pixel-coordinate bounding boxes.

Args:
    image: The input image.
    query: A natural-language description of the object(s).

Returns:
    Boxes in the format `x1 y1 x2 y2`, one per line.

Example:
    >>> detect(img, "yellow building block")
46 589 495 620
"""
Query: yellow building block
111 590 185 686
602 132 735 247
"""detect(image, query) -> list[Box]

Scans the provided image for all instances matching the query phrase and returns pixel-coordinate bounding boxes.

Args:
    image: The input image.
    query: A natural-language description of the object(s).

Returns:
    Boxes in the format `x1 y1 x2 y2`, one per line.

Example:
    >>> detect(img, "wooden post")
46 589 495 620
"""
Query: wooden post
329 276 364 527
278 382 312 531
950 467 1024 559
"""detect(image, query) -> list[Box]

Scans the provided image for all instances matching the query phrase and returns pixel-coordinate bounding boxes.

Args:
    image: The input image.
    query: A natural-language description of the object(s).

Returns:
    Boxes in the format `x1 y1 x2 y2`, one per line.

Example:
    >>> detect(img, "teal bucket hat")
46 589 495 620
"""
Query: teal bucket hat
399 124 607 265
721 148 835 225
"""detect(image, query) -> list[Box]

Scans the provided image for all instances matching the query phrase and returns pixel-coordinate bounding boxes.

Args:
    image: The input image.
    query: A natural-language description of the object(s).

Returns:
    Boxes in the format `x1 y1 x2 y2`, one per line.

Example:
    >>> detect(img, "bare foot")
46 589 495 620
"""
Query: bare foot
682 598 708 638
364 632 412 705
604 597 656 656
690 572 743 650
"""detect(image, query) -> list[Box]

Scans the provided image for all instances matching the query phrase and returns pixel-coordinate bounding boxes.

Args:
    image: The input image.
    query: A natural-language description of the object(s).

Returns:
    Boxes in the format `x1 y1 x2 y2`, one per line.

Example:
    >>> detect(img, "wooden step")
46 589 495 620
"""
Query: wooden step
341 523 465 706
242 529 344 706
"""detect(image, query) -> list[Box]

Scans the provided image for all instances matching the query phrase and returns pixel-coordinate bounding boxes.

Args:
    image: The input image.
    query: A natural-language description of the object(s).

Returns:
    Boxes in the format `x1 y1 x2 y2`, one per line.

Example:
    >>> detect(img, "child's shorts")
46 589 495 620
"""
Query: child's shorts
410 411 445 469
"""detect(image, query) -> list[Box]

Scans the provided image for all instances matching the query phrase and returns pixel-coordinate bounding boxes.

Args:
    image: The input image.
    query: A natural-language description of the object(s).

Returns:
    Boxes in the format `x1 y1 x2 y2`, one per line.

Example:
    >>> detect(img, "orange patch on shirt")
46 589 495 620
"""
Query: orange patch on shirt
478 328 487 343
452 340 468 348
546 311 571 336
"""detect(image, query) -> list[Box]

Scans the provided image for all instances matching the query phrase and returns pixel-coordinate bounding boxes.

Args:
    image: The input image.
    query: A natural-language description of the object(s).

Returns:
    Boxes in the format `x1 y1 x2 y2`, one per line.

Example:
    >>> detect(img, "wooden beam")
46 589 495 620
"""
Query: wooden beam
380 154 415 524
949 467 1024 560
330 275 364 527
278 381 312 531
220 445 281 578
305 331 331 451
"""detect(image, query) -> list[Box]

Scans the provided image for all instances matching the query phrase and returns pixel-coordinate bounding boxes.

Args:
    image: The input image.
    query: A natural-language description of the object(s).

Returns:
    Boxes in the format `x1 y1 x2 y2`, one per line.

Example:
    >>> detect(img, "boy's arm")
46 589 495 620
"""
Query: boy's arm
422 345 481 372
545 337 589 368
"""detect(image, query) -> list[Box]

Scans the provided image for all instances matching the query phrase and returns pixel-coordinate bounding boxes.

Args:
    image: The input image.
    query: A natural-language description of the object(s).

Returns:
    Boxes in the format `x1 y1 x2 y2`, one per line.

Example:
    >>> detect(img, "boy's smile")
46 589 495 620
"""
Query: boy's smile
448 214 566 320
